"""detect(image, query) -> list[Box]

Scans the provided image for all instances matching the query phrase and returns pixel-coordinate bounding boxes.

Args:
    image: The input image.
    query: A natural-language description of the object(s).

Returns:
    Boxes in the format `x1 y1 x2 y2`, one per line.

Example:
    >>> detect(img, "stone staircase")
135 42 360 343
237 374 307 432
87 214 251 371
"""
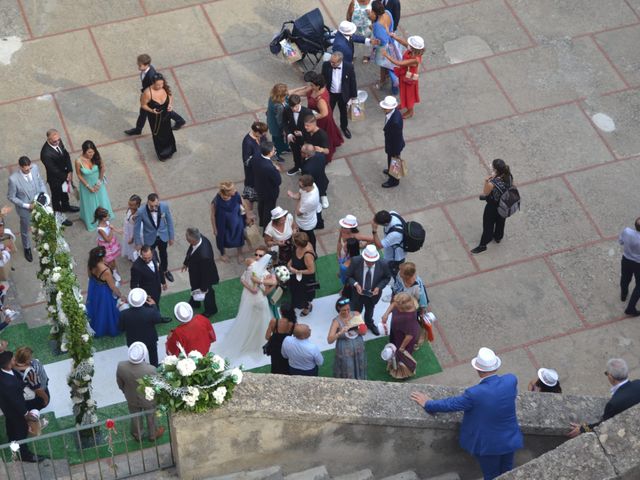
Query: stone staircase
204 465 461 480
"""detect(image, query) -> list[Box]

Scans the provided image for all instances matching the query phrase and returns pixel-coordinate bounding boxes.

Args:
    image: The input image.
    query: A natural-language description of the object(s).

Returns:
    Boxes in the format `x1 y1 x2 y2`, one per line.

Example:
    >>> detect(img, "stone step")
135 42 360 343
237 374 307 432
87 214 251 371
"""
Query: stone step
424 473 461 480
0 458 71 480
283 465 330 480
204 465 283 480
332 468 375 480
379 471 419 480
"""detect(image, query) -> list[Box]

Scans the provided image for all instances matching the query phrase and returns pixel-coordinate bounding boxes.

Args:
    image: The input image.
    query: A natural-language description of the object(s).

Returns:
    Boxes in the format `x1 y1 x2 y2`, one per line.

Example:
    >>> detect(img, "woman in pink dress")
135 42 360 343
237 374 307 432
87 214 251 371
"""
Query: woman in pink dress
290 72 343 162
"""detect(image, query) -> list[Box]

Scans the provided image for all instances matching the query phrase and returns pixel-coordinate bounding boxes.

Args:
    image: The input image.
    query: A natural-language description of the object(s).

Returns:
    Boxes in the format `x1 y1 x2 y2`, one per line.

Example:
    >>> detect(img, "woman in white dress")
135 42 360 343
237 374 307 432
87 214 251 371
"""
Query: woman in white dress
214 252 277 364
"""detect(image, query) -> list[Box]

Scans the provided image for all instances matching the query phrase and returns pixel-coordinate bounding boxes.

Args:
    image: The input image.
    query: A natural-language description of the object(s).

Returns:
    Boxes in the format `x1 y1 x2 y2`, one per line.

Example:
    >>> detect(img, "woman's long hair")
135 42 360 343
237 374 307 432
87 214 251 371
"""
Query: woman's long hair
492 158 512 184
151 73 172 96
270 83 288 103
81 140 102 169
88 246 106 272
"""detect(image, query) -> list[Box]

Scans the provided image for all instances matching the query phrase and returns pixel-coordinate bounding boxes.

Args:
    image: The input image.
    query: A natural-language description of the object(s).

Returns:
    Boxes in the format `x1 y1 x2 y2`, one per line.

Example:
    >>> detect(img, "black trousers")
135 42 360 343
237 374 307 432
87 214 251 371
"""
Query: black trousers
49 180 71 212
329 92 349 130
480 202 506 247
189 287 218 316
351 293 381 327
258 197 277 229
6 416 32 459
135 108 185 132
621 256 640 312
289 365 318 376
289 140 303 170
151 237 169 275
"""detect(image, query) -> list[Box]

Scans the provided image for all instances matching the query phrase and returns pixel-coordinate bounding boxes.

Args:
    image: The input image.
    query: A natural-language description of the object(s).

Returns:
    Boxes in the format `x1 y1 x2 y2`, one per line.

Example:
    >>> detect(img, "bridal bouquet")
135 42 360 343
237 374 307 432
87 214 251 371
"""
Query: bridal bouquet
139 347 243 414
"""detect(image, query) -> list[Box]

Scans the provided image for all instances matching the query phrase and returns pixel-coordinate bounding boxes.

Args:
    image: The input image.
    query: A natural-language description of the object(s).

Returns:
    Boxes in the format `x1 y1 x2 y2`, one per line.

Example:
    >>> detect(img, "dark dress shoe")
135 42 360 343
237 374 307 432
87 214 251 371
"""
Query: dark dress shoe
381 179 399 188
625 309 640 317
165 271 175 282
287 167 301 176
124 128 142 136
62 219 73 227
342 127 352 139
160 316 173 323
368 323 380 336
65 205 80 213
203 310 217 317
494 238 501 244
383 169 389 175
24 248 33 262
172 120 186 131
23 454 48 463
621 291 628 302
470 245 487 255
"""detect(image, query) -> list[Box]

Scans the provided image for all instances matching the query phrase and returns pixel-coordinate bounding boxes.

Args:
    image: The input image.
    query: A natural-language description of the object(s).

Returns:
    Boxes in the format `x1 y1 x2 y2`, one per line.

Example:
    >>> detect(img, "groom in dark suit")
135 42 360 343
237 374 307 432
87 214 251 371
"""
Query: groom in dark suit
322 51 358 139
130 245 167 306
124 53 186 135
380 95 405 188
39 129 79 225
183 228 219 317
252 142 282 229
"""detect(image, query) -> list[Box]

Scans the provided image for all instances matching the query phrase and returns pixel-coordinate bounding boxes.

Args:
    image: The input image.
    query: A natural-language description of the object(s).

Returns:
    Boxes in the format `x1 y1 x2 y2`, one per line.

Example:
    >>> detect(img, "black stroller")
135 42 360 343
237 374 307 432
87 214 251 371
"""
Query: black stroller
270 8 333 71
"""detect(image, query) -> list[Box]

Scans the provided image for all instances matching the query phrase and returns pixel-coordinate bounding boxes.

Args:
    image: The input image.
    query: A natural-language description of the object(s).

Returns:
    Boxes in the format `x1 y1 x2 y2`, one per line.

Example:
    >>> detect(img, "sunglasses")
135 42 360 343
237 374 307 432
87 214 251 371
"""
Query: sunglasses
254 253 264 257
337 299 350 305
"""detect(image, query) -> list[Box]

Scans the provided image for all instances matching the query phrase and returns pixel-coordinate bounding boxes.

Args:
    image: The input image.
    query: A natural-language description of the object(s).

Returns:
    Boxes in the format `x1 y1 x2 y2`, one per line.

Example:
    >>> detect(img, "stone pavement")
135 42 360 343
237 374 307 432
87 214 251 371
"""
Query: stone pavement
1 0 639 398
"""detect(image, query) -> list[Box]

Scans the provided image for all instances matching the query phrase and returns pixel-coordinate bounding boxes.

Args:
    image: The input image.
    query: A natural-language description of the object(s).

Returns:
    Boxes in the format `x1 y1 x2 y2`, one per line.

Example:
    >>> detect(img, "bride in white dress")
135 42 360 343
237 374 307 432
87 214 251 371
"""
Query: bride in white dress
214 253 277 364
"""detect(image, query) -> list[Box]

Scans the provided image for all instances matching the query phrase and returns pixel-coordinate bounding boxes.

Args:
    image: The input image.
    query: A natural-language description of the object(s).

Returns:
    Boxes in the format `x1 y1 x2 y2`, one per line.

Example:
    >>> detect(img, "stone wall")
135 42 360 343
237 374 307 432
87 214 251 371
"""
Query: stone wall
170 374 609 480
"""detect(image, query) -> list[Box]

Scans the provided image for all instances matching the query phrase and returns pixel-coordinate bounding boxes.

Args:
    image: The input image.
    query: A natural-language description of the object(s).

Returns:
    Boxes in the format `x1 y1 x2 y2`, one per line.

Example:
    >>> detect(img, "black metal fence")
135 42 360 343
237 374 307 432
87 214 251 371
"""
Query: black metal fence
0 409 174 479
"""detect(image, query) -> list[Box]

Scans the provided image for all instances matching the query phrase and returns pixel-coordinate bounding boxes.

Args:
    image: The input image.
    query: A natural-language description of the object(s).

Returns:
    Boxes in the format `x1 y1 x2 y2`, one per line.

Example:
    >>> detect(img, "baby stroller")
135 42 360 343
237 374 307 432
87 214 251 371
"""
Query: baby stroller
270 8 333 71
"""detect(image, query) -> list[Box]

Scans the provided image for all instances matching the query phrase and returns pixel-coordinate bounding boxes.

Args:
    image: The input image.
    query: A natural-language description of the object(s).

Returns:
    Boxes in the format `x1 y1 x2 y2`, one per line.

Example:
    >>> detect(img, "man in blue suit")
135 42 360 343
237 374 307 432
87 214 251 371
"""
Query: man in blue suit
411 347 523 480
332 21 378 64
252 141 282 229
134 193 176 283
380 96 405 188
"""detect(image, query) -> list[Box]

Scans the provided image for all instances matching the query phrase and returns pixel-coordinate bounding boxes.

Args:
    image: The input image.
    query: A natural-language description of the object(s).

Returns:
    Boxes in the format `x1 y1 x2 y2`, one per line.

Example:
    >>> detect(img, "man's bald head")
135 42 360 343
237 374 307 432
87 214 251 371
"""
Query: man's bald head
293 324 311 339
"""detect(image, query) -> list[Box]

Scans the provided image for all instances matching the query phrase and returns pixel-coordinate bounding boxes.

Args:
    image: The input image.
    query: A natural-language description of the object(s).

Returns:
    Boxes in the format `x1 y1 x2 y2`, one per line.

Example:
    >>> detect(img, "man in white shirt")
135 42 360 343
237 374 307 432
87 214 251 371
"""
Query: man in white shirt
287 175 322 252
321 51 358 139
7 157 48 262
281 324 324 376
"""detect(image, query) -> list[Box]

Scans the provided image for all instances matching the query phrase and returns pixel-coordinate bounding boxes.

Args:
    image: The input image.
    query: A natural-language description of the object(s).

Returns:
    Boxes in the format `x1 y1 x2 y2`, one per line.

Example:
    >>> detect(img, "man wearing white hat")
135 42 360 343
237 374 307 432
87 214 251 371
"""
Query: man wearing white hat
332 20 378 64
118 288 163 367
411 347 523 480
165 302 216 357
116 342 164 442
345 244 392 335
380 95 405 188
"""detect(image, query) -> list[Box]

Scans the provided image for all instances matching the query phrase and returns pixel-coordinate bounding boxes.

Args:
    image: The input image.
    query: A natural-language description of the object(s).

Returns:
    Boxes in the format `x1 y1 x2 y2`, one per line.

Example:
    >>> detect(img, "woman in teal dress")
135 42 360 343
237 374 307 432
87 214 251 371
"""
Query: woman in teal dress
75 140 115 231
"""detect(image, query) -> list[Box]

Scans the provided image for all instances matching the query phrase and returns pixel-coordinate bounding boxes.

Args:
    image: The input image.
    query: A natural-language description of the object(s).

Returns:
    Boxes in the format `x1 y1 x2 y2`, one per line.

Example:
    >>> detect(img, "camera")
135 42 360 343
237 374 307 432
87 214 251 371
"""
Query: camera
479 195 488 201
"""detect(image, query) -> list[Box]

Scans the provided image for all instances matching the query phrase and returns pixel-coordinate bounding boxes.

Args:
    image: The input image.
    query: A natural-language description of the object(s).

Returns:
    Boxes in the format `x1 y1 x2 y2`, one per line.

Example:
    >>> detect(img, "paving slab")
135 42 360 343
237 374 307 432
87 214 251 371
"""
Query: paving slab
507 0 637 40
430 259 583 360
565 157 640 237
527 317 640 397
595 25 640 87
204 0 332 54
55 74 187 148
400 0 531 69
0 95 66 165
21 0 143 37
548 241 624 325
410 61 514 135
485 37 626 112
414 348 536 393
173 49 304 122
467 103 613 183
141 0 202 14
349 130 487 210
445 177 601 269
581 90 640 159
91 6 224 78
0 1 29 37
0 29 106 103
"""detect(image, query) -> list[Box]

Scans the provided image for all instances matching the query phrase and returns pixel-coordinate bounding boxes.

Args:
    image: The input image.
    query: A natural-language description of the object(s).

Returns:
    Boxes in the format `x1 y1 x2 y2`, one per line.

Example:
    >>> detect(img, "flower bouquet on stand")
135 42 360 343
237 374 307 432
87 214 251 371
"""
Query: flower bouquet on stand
139 344 243 414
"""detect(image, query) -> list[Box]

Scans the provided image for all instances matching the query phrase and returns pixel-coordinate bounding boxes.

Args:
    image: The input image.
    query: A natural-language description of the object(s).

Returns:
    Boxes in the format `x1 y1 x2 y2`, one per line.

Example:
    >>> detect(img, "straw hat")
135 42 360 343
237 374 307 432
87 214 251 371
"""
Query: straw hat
537 368 559 387
338 21 357 36
339 214 358 229
471 347 502 372
408 35 425 50
381 343 397 361
127 288 147 308
362 244 380 262
270 206 288 220
128 342 149 365
174 302 194 323
379 96 398 109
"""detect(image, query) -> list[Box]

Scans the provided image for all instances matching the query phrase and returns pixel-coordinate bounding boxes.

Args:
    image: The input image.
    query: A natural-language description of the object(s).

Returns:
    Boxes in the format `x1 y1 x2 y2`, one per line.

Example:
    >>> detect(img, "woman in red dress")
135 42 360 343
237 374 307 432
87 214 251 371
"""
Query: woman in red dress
290 72 344 162
383 35 425 119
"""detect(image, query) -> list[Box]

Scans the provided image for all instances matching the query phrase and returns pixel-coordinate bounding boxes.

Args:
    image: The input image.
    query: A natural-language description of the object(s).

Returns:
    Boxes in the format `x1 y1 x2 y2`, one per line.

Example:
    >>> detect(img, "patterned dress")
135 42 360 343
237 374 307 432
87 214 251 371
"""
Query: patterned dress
333 314 367 379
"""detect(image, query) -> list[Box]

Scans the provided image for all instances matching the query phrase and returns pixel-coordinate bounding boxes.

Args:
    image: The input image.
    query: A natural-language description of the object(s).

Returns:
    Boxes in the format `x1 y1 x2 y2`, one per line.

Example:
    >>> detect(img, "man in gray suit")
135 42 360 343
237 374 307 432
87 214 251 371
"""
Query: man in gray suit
116 342 164 442
134 193 176 283
7 157 48 262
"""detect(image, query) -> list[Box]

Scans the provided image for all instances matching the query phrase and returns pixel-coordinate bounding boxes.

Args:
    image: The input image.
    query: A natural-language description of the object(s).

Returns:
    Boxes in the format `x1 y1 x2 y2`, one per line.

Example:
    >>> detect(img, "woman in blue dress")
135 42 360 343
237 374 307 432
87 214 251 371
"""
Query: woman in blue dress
86 246 124 337
370 1 399 94
210 182 249 263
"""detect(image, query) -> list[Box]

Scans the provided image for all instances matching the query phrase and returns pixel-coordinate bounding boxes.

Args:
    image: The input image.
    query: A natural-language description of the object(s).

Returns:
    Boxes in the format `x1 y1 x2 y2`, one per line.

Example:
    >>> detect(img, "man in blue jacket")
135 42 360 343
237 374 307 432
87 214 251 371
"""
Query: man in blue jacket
380 96 405 188
411 347 523 480
332 21 378 64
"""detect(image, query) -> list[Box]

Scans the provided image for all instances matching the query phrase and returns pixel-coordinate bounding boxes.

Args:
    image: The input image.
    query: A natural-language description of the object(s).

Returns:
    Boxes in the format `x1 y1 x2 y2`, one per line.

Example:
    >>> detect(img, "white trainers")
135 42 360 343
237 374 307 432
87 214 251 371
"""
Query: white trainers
321 196 329 209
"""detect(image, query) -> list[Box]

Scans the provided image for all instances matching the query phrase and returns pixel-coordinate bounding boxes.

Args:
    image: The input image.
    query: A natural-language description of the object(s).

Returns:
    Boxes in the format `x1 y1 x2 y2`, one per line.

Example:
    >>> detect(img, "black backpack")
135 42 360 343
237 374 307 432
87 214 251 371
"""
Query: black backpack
493 181 521 218
390 213 426 253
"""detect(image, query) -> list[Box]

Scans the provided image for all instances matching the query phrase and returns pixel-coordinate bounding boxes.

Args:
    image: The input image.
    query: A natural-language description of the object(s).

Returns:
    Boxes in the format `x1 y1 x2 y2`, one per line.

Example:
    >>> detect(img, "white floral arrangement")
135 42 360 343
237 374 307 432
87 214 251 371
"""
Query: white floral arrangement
139 346 243 414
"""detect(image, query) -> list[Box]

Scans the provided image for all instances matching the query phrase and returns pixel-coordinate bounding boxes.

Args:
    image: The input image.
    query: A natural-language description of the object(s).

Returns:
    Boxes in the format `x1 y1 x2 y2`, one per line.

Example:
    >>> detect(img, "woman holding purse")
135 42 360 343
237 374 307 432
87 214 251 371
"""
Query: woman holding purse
383 35 425 119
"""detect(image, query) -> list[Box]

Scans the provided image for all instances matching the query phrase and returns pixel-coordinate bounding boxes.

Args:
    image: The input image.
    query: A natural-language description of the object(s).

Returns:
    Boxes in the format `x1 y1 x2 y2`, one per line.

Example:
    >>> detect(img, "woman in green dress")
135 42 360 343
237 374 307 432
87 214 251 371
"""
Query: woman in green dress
74 140 114 231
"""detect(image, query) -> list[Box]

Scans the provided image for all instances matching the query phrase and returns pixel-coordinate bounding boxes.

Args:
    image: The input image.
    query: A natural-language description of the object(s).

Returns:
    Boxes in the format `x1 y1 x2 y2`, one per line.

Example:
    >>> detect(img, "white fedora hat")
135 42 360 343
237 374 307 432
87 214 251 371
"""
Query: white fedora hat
127 288 147 308
471 347 502 372
339 214 358 229
270 206 288 220
408 35 425 50
128 341 149 365
362 244 380 262
338 20 357 36
379 95 398 109
381 343 397 361
537 368 559 387
174 302 194 323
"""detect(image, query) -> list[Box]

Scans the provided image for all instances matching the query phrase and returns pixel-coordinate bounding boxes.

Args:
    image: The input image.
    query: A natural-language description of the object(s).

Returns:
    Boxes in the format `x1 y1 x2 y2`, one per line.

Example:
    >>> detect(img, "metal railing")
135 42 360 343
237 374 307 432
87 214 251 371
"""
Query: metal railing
0 409 174 480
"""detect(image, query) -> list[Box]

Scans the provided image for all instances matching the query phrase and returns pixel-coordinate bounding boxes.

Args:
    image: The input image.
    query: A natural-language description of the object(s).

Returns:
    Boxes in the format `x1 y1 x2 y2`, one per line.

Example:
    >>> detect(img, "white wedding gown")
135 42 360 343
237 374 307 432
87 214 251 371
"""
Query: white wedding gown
214 267 274 364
